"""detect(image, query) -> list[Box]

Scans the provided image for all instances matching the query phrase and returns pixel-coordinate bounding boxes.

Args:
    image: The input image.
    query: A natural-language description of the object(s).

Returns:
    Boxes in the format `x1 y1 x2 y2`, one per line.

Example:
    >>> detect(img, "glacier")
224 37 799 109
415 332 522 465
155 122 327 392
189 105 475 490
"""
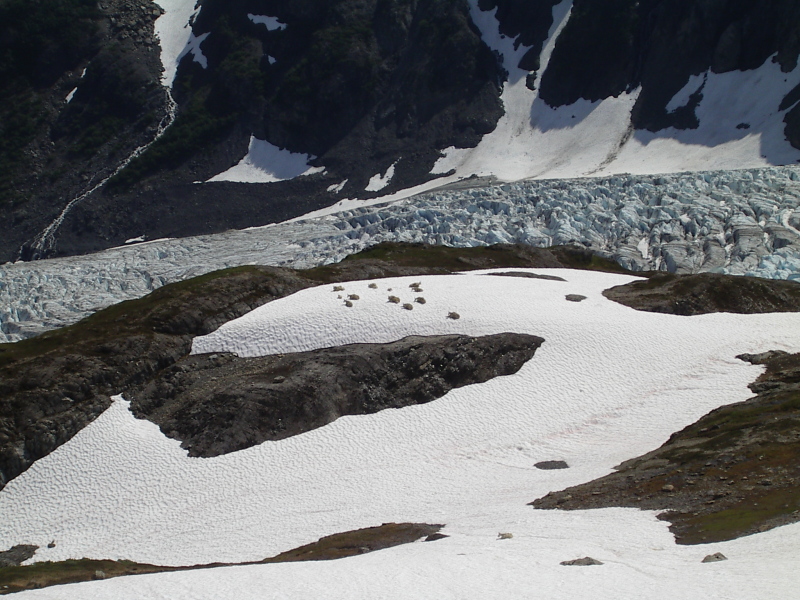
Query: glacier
1 166 799 343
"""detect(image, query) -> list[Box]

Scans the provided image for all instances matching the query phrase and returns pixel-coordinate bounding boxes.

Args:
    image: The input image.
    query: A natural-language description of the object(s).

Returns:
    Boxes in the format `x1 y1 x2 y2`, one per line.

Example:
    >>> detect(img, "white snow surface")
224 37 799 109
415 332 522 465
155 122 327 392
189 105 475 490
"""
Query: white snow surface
207 136 325 183
365 160 398 192
1 166 799 343
153 0 201 86
433 0 800 182
3 269 800 599
247 13 286 30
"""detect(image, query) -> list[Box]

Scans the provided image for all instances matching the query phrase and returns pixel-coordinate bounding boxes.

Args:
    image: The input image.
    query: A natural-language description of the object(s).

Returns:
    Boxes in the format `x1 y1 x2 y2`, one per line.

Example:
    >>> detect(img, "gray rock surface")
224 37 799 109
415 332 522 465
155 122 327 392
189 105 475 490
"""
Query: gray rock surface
0 545 38 568
129 333 544 457
702 553 728 563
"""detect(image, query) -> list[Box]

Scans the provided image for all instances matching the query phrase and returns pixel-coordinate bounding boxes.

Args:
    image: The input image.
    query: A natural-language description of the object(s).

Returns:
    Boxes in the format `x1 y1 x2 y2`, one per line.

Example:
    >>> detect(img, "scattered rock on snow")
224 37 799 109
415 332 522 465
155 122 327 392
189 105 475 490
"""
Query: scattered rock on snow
561 557 603 566
0 545 38 568
565 294 587 302
702 552 728 563
487 271 566 282
535 460 569 470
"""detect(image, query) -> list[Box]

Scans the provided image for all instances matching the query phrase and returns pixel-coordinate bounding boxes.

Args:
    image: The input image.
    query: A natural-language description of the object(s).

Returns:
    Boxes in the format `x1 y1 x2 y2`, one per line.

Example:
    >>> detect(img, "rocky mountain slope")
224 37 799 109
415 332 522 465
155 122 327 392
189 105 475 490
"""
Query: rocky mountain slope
2 0 800 261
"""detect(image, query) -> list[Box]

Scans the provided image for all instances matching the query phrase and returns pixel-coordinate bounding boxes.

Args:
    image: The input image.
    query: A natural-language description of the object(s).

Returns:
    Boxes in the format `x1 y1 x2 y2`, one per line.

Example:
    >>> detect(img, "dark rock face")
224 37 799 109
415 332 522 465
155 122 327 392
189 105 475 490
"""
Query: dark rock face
0 265 312 489
535 460 569 470
603 272 800 315
531 351 800 544
0 545 38 568
129 333 543 457
0 0 506 262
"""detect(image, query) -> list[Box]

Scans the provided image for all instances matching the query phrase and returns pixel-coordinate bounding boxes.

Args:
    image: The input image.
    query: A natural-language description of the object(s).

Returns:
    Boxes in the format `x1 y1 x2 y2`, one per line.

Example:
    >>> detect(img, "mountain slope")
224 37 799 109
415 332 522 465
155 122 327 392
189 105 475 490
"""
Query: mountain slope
1 0 800 262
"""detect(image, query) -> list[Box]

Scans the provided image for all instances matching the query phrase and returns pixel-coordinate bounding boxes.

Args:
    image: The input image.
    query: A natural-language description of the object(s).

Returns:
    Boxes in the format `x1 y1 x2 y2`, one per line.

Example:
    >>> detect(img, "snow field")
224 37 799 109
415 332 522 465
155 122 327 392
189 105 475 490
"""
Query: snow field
434 0 800 182
12 516 799 600
2 270 799 594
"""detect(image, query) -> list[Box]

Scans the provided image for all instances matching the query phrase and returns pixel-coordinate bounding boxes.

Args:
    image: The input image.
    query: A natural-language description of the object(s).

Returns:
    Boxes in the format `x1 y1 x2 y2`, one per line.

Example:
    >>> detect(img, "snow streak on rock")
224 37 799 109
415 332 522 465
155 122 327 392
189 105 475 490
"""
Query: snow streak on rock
2 167 799 342
433 1 800 182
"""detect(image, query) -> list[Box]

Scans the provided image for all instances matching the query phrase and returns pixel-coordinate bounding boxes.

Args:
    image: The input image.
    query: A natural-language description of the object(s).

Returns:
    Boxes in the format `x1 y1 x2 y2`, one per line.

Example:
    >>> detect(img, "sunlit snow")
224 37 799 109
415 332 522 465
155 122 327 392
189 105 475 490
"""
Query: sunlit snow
433 0 800 182
3 270 800 599
153 0 202 86
366 161 399 192
207 136 325 183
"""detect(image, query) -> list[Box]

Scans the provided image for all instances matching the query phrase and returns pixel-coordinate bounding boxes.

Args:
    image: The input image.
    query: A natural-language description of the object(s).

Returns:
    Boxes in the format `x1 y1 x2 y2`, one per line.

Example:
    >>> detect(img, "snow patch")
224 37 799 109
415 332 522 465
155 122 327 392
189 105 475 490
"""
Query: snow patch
327 179 348 194
247 14 286 31
434 2 800 182
64 87 78 103
153 0 203 86
207 137 325 183
177 31 210 69
666 73 706 113
366 161 398 192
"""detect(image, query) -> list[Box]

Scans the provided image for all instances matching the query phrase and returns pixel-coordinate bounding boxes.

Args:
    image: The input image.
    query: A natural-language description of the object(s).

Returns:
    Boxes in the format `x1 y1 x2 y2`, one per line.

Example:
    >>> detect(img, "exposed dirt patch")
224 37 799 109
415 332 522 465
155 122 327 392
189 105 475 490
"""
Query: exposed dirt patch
129 333 543 457
603 272 800 315
531 351 800 544
0 523 442 595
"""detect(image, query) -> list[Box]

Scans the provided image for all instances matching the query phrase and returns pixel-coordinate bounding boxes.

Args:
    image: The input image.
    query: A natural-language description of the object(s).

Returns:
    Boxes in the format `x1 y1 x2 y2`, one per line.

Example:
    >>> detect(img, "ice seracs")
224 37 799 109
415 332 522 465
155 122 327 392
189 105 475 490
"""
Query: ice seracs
2 166 799 343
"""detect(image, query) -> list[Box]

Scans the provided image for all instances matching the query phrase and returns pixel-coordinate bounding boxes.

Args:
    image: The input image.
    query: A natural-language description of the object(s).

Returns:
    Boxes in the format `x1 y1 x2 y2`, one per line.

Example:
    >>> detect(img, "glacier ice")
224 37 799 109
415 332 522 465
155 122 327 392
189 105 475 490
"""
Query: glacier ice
1 166 799 343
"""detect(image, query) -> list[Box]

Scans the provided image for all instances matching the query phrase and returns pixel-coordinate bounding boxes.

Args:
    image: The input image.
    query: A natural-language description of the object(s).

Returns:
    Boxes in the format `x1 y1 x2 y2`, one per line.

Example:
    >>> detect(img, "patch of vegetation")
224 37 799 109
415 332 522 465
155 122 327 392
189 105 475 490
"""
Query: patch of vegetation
0 559 168 595
0 524 442 594
0 0 100 88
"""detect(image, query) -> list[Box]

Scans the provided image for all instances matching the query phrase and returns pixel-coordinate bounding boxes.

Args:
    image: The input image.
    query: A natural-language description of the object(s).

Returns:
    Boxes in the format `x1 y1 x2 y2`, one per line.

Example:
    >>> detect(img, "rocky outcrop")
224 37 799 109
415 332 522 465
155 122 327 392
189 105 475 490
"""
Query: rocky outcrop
603 272 800 315
0 524 444 594
531 351 800 544
0 545 38 568
128 333 543 457
0 242 614 489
